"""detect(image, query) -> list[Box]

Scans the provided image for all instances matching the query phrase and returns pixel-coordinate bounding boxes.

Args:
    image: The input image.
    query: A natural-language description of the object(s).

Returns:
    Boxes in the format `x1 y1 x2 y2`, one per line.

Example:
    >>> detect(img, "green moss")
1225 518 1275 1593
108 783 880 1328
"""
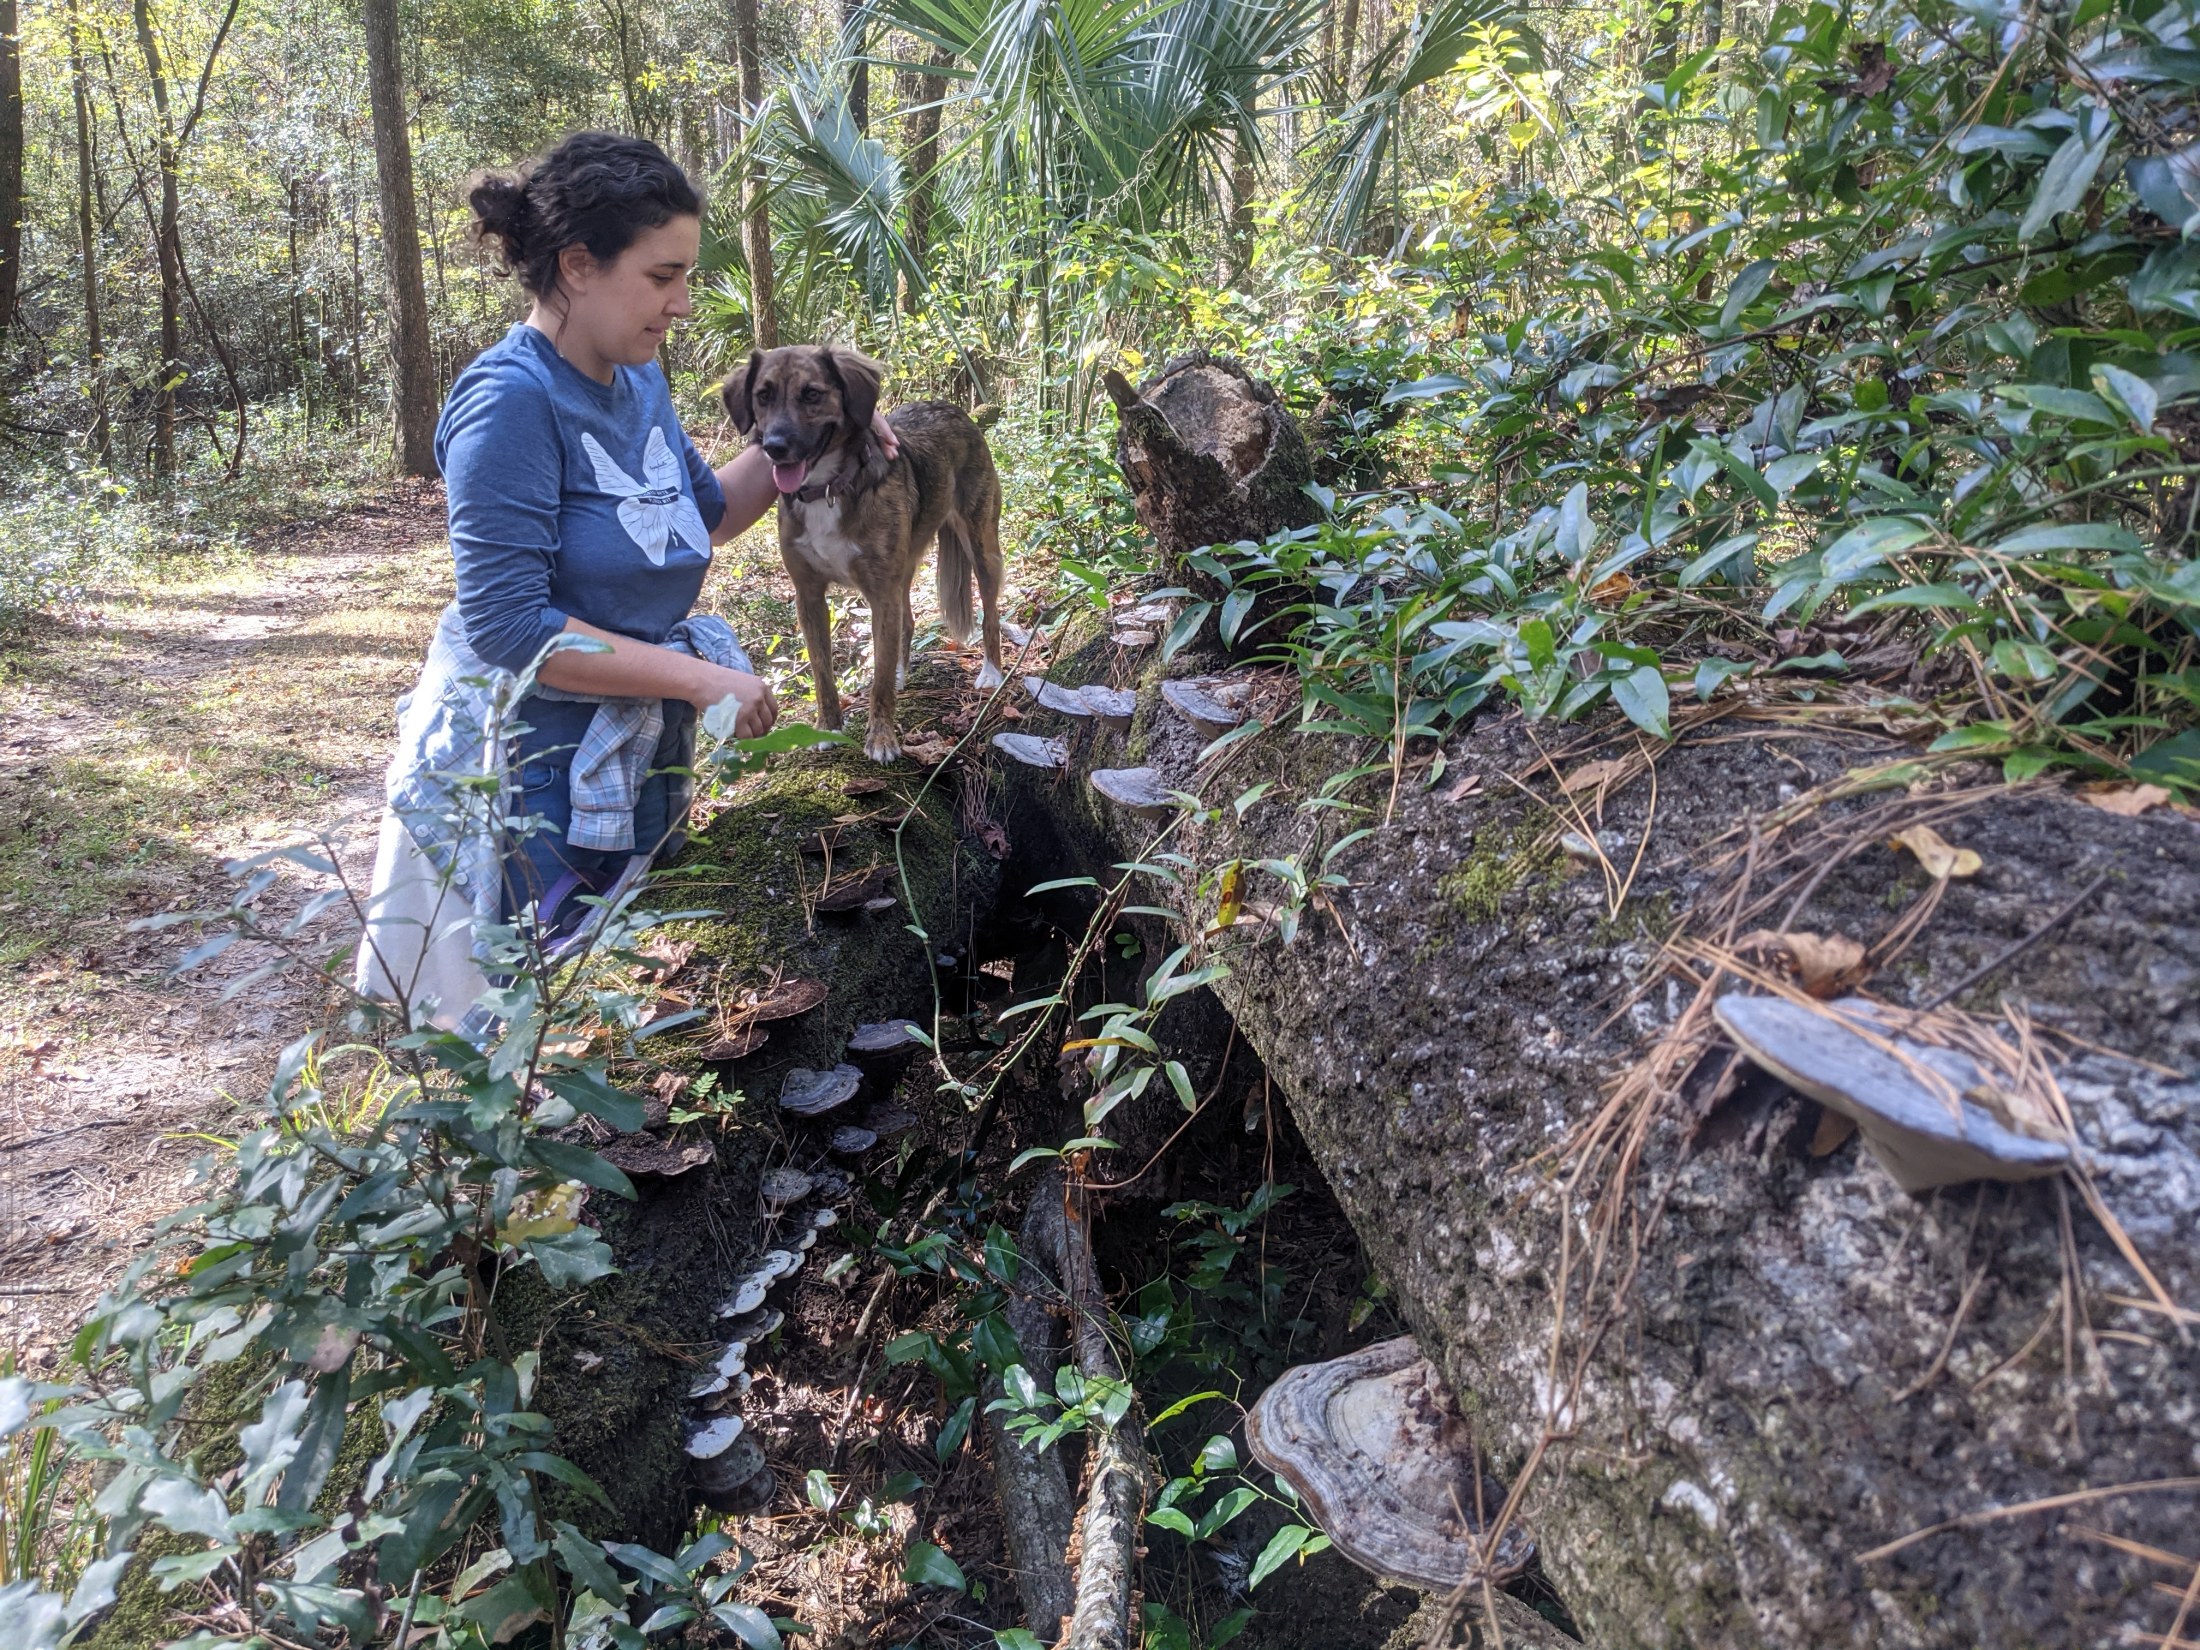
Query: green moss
1592 890 1676 946
1436 817 1562 923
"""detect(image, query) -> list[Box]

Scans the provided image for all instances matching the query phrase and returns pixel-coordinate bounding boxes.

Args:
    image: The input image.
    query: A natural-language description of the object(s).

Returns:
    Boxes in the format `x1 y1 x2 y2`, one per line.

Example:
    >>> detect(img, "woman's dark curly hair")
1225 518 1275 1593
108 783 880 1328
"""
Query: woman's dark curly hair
467 132 702 298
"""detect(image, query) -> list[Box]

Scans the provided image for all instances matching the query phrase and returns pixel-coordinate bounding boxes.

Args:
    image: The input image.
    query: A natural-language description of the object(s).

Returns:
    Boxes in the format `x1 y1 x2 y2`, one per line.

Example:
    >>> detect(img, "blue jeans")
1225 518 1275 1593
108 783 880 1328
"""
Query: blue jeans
503 694 696 933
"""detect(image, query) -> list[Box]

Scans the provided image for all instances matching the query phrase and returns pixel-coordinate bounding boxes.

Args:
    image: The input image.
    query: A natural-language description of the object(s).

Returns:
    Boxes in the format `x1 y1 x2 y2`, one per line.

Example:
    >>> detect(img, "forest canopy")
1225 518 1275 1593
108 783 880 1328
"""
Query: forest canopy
1 0 2197 793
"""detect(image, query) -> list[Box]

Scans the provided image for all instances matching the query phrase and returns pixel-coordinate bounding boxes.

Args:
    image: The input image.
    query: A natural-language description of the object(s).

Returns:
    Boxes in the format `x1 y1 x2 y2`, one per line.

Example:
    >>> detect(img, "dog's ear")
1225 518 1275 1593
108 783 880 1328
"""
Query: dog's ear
721 352 764 433
823 346 882 439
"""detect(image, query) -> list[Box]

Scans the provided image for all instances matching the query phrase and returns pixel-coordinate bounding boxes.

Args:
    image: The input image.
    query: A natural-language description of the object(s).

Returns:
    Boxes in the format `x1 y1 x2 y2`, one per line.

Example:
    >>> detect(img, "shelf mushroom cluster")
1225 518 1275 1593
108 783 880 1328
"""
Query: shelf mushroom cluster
1002 667 1259 825
683 1018 932 1509
775 1018 926 1158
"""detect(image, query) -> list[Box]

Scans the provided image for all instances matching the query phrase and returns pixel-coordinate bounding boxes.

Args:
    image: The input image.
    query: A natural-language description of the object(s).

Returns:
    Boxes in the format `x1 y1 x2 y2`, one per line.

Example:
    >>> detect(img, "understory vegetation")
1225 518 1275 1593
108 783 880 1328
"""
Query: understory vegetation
5 0 2200 1641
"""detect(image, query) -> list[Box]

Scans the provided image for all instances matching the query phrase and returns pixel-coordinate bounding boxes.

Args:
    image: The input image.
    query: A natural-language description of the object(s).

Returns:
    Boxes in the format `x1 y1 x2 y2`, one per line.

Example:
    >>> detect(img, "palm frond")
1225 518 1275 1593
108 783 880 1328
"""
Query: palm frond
767 68 926 315
1306 0 1539 245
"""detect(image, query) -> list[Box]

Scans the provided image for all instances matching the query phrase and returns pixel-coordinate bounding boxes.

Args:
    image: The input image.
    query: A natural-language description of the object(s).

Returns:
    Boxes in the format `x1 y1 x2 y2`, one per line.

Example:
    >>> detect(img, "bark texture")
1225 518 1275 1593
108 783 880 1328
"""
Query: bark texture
984 1183 1080 1639
990 637 2200 1650
730 0 778 349
361 0 438 476
0 0 21 333
1103 353 1317 617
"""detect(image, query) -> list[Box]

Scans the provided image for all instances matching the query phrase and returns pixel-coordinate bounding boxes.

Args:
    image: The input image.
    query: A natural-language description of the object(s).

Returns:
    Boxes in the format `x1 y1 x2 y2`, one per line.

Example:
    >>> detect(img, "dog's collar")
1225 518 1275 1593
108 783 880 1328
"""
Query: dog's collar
780 435 891 507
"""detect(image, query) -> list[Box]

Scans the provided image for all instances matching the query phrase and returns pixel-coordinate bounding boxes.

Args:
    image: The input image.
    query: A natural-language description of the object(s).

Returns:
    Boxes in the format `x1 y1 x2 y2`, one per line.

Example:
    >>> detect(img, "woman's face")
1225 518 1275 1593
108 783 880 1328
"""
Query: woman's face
557 214 701 371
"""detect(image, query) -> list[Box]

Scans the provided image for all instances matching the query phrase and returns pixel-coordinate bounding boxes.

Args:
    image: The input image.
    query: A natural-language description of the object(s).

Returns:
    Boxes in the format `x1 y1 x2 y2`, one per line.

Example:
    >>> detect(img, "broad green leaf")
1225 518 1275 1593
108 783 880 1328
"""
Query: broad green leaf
1610 665 1672 739
902 1540 968 1592
1248 1522 1314 1588
2020 128 2115 241
1822 517 1933 578
2090 363 2159 434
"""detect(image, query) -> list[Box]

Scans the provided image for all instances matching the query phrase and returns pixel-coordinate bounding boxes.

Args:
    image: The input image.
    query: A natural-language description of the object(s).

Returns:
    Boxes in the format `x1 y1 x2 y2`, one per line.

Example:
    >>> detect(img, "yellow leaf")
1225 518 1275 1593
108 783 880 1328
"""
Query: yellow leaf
1889 824 1982 879
2077 782 2171 818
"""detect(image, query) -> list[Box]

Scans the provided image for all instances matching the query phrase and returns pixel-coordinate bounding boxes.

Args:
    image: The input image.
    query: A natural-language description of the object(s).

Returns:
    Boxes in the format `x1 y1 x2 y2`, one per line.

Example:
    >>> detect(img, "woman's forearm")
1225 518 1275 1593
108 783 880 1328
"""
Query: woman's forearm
711 445 780 545
533 616 742 708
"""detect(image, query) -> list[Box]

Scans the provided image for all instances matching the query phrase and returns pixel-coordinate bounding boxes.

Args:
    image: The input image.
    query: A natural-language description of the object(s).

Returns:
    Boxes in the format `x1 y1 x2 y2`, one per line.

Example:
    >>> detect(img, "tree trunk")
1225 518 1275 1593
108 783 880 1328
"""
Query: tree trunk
1700 0 1723 51
66 0 112 465
993 668 2200 1650
362 0 438 476
1227 128 1256 281
730 0 778 349
0 0 23 335
841 0 868 133
897 45 950 312
132 0 182 478
1337 0 1362 103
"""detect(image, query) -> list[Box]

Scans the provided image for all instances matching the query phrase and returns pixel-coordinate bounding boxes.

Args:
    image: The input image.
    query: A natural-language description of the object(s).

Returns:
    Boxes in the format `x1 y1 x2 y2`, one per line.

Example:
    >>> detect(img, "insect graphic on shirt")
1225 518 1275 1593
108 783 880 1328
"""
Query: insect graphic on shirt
581 426 712 565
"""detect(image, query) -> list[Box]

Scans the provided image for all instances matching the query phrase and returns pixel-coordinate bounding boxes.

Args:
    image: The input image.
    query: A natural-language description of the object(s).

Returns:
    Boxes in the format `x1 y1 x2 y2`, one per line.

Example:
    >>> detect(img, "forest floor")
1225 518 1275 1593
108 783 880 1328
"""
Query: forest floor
0 476 840 1367
0 480 452 1363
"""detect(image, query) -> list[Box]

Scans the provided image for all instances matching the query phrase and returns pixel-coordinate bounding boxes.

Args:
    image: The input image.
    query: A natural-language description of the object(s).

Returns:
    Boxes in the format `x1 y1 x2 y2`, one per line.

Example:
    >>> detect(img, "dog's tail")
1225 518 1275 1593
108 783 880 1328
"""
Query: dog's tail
936 521 977 645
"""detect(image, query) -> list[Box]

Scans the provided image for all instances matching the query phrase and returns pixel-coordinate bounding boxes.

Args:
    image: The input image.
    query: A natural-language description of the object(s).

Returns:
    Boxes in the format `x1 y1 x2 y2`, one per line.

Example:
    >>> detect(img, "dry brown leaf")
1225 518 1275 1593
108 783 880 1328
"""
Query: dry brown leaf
1440 771 1484 803
1588 571 1635 603
842 776 890 796
2077 782 2172 818
1558 757 1630 794
1889 824 1982 880
1736 928 1869 998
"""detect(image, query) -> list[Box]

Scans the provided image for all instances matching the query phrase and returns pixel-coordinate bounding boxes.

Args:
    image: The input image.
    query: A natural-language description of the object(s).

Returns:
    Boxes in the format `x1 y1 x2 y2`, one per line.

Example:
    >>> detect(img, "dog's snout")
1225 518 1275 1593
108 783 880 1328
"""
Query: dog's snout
758 423 801 461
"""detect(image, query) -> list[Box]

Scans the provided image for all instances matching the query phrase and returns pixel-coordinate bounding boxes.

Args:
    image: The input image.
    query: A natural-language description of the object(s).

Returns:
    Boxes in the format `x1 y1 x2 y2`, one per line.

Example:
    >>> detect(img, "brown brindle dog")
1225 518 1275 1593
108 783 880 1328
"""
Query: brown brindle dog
720 346 1006 762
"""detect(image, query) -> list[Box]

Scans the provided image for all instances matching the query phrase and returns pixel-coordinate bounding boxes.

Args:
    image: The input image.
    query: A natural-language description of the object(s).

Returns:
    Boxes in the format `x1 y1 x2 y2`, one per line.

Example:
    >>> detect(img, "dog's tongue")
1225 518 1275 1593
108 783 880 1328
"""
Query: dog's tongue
771 460 811 495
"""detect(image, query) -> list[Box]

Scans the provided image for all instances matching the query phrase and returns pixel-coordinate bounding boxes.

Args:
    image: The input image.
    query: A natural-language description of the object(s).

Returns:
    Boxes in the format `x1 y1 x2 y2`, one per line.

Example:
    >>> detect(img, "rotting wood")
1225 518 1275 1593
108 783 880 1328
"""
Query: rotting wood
1055 1172 1150 1650
983 1178 1079 1640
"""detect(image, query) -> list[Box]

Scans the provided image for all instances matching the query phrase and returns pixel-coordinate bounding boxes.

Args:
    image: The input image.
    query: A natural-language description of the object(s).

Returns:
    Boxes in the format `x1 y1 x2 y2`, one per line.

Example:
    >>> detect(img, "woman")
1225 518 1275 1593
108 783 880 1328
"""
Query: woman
357 131 891 1031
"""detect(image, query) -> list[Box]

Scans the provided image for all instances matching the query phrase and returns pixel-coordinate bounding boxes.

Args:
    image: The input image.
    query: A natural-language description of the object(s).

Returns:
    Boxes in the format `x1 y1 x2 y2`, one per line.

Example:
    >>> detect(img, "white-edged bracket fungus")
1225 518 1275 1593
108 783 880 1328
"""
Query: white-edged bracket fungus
1713 993 2072 1193
688 1342 749 1398
721 1307 784 1339
848 1019 924 1057
719 1276 770 1317
756 1249 802 1280
993 731 1070 770
809 1208 838 1231
1025 675 1096 717
830 1124 879 1155
1160 678 1246 739
1247 1335 1536 1593
1090 766 1179 819
683 1413 746 1459
1080 686 1137 736
780 1064 863 1117
759 1168 814 1211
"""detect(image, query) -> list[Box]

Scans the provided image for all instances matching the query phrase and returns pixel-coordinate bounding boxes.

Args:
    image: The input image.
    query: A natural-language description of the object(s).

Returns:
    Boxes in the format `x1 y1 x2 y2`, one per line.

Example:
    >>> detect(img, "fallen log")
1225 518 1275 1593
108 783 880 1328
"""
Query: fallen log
984 1183 1080 1640
985 652 2200 1650
1056 1177 1151 1650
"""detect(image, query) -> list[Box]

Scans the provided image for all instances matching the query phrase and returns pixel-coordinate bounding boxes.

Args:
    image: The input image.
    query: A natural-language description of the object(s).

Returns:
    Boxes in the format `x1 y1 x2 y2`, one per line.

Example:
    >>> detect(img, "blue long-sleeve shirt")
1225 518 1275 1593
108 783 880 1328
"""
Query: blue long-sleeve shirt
436 323 728 673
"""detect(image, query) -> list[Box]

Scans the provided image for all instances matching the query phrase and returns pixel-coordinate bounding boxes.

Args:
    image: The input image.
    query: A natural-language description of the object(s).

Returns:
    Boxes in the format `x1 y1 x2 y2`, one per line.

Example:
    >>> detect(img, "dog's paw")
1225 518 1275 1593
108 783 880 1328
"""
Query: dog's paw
973 659 1006 692
864 725 903 764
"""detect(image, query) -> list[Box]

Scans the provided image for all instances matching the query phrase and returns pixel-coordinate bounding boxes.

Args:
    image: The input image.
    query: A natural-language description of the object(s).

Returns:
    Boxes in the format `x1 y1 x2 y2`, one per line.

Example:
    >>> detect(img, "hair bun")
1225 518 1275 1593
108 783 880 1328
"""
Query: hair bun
467 170 534 262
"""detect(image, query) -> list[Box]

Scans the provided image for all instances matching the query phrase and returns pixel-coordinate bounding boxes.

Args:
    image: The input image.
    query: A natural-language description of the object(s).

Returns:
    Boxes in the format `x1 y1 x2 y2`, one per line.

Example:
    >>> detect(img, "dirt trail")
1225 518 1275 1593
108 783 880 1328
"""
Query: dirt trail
0 481 451 1364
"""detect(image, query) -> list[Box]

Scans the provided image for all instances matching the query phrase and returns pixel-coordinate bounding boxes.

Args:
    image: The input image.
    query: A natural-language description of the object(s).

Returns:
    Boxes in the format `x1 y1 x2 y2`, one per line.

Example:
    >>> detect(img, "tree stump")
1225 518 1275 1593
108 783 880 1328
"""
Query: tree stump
1104 352 1318 624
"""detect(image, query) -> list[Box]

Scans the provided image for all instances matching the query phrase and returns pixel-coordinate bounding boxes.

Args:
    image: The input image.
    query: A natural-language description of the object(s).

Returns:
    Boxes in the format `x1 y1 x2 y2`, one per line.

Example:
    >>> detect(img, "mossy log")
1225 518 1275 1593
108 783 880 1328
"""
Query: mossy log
987 640 2200 1650
519 728 1001 1550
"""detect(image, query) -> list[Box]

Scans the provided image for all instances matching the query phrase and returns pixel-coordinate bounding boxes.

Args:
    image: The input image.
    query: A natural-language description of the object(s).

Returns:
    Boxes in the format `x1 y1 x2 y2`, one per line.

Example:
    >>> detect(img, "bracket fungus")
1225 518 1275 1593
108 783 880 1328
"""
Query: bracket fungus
1025 675 1096 717
1713 994 2072 1193
688 1342 748 1398
780 1064 863 1117
830 1125 879 1155
759 1168 814 1211
1160 678 1246 739
693 1432 769 1508
683 1413 746 1459
721 1307 784 1340
846 1020 924 1086
1090 766 1180 819
993 731 1070 770
861 1103 920 1139
1081 685 1137 736
1247 1336 1535 1592
741 975 829 1023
